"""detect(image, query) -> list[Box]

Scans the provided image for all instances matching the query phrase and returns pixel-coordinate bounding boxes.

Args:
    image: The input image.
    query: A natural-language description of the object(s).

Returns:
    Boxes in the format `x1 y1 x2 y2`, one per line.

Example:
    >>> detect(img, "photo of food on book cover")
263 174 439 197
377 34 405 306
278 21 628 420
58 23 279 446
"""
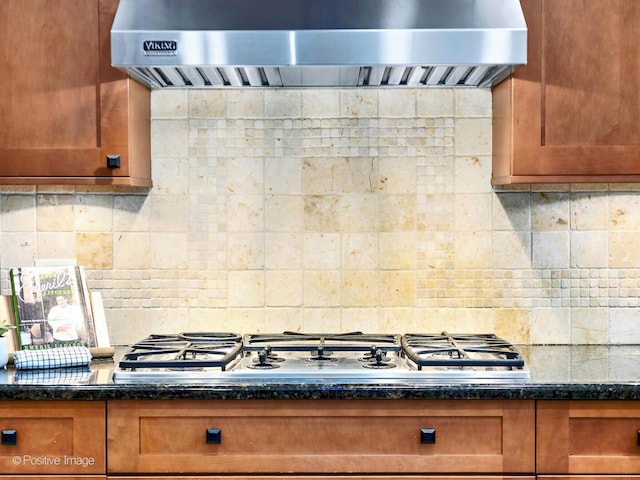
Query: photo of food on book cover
10 266 98 350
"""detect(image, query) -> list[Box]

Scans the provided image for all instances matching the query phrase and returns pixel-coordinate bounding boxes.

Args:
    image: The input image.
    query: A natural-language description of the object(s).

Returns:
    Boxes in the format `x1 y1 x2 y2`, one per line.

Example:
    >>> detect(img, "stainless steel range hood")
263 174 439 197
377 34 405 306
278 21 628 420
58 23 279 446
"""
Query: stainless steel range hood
111 0 527 89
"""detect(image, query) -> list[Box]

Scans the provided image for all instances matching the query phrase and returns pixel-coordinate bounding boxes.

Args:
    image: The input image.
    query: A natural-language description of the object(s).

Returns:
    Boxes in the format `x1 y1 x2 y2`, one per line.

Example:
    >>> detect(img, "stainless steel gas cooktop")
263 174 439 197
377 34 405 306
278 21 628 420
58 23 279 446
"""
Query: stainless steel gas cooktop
112 331 530 384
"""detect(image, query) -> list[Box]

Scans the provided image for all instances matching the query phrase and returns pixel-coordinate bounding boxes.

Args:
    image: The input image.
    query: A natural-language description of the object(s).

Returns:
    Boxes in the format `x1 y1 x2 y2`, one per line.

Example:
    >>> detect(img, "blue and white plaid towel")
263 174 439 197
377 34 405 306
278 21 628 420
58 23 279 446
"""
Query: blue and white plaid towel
13 347 92 370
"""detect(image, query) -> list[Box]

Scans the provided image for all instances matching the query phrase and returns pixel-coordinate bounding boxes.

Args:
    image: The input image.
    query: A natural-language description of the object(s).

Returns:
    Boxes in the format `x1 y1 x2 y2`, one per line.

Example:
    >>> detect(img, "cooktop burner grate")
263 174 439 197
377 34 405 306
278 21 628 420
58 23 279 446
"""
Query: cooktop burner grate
401 332 526 369
118 332 243 370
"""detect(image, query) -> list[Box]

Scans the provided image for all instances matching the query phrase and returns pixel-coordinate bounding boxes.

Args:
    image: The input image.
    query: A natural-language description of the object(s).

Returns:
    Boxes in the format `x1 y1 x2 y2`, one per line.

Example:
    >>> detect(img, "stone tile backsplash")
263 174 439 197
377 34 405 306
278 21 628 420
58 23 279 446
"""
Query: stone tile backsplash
1 88 640 345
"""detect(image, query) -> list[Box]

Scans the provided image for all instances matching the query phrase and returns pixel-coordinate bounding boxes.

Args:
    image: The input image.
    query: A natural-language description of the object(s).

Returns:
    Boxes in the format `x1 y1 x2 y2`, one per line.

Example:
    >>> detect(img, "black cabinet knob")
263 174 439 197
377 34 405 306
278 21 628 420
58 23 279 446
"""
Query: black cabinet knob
1 429 17 445
206 428 221 444
106 154 121 169
420 428 436 444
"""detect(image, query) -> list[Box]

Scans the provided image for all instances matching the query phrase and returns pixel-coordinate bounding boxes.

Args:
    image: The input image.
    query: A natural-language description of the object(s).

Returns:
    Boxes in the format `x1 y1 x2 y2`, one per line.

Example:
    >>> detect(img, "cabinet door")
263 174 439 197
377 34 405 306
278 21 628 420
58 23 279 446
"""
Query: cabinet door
493 0 640 184
107 399 535 474
537 401 640 474
0 401 106 475
0 0 151 187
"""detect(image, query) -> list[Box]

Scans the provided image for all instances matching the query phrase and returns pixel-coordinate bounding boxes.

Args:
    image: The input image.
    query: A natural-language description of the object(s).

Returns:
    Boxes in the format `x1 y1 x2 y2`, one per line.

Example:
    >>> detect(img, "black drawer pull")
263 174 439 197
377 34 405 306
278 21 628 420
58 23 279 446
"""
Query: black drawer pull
206 428 221 444
420 428 436 444
637 430 640 446
106 154 121 169
1 429 17 445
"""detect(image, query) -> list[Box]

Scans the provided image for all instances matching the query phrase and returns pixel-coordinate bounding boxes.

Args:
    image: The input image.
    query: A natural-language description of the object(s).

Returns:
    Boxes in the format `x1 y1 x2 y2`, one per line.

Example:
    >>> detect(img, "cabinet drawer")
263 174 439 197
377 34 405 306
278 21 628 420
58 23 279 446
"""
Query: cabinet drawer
537 401 640 473
0 401 106 475
107 399 535 474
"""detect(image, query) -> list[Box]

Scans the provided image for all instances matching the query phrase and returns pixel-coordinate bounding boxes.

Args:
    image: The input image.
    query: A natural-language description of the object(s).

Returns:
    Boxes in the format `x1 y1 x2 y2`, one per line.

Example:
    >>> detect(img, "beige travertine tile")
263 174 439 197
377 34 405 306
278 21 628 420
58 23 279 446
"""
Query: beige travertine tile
380 271 416 306
378 157 416 194
455 118 491 156
228 270 265 307
455 193 492 232
302 308 341 332
303 271 340 306
341 270 378 307
226 157 264 194
341 233 378 269
188 90 226 118
531 308 570 344
609 231 640 268
151 89 188 118
571 308 608 343
303 157 340 194
454 156 492 193
36 232 77 259
571 231 608 268
153 158 189 195
227 194 264 232
265 90 302 118
265 195 303 232
1 195 36 231
150 194 189 232
151 119 189 157
609 193 640 229
610 309 640 344
492 231 531 269
265 157 302 194
570 192 608 230
302 89 340 118
342 307 380 332
340 89 378 117
74 194 113 231
303 195 340 232
150 233 188 269
380 232 417 269
417 89 454 117
303 233 340 269
265 270 303 307
76 232 112 269
264 233 302 269
455 89 491 117
228 232 265 269
113 233 150 269
532 231 570 268
340 194 378 232
36 194 74 231
226 308 266 333
264 308 302 332
1 233 37 268
531 192 570 230
493 193 530 230
113 195 151 232
379 90 416 117
341 157 378 193
454 231 492 269
379 194 416 232
226 90 264 118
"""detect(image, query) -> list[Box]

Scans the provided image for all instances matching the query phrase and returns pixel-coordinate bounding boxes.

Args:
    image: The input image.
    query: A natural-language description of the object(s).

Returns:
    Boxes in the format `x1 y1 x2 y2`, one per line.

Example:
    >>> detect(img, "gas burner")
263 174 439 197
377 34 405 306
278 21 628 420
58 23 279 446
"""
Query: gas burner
248 348 282 369
361 349 395 368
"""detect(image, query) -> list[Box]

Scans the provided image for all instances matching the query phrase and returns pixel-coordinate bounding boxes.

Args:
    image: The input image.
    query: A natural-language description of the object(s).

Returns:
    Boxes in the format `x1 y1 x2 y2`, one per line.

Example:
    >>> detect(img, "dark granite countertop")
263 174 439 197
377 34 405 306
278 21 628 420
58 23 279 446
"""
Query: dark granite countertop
2 345 640 401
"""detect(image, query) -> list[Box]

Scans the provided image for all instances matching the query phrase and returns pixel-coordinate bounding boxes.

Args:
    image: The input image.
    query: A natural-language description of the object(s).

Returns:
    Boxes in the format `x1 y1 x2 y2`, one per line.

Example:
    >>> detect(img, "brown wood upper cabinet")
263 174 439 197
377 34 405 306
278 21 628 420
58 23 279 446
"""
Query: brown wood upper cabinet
492 0 640 185
0 0 151 188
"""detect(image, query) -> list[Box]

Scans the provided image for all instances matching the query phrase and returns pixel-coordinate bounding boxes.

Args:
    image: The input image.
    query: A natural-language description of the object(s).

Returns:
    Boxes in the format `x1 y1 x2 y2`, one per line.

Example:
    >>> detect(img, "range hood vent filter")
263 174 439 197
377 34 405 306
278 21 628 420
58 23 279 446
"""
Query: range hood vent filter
111 0 527 89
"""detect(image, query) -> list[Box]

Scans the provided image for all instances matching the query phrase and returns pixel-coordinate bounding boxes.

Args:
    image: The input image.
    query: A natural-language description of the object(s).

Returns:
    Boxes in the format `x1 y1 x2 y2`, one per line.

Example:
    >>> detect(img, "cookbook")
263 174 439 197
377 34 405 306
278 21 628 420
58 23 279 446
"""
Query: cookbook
10 265 98 350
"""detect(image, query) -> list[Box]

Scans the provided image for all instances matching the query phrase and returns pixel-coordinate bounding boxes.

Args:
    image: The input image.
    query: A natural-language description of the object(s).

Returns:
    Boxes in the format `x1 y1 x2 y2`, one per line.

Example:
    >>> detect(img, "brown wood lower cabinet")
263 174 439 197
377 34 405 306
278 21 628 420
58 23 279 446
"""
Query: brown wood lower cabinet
0 401 106 476
107 399 535 475
537 401 640 474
